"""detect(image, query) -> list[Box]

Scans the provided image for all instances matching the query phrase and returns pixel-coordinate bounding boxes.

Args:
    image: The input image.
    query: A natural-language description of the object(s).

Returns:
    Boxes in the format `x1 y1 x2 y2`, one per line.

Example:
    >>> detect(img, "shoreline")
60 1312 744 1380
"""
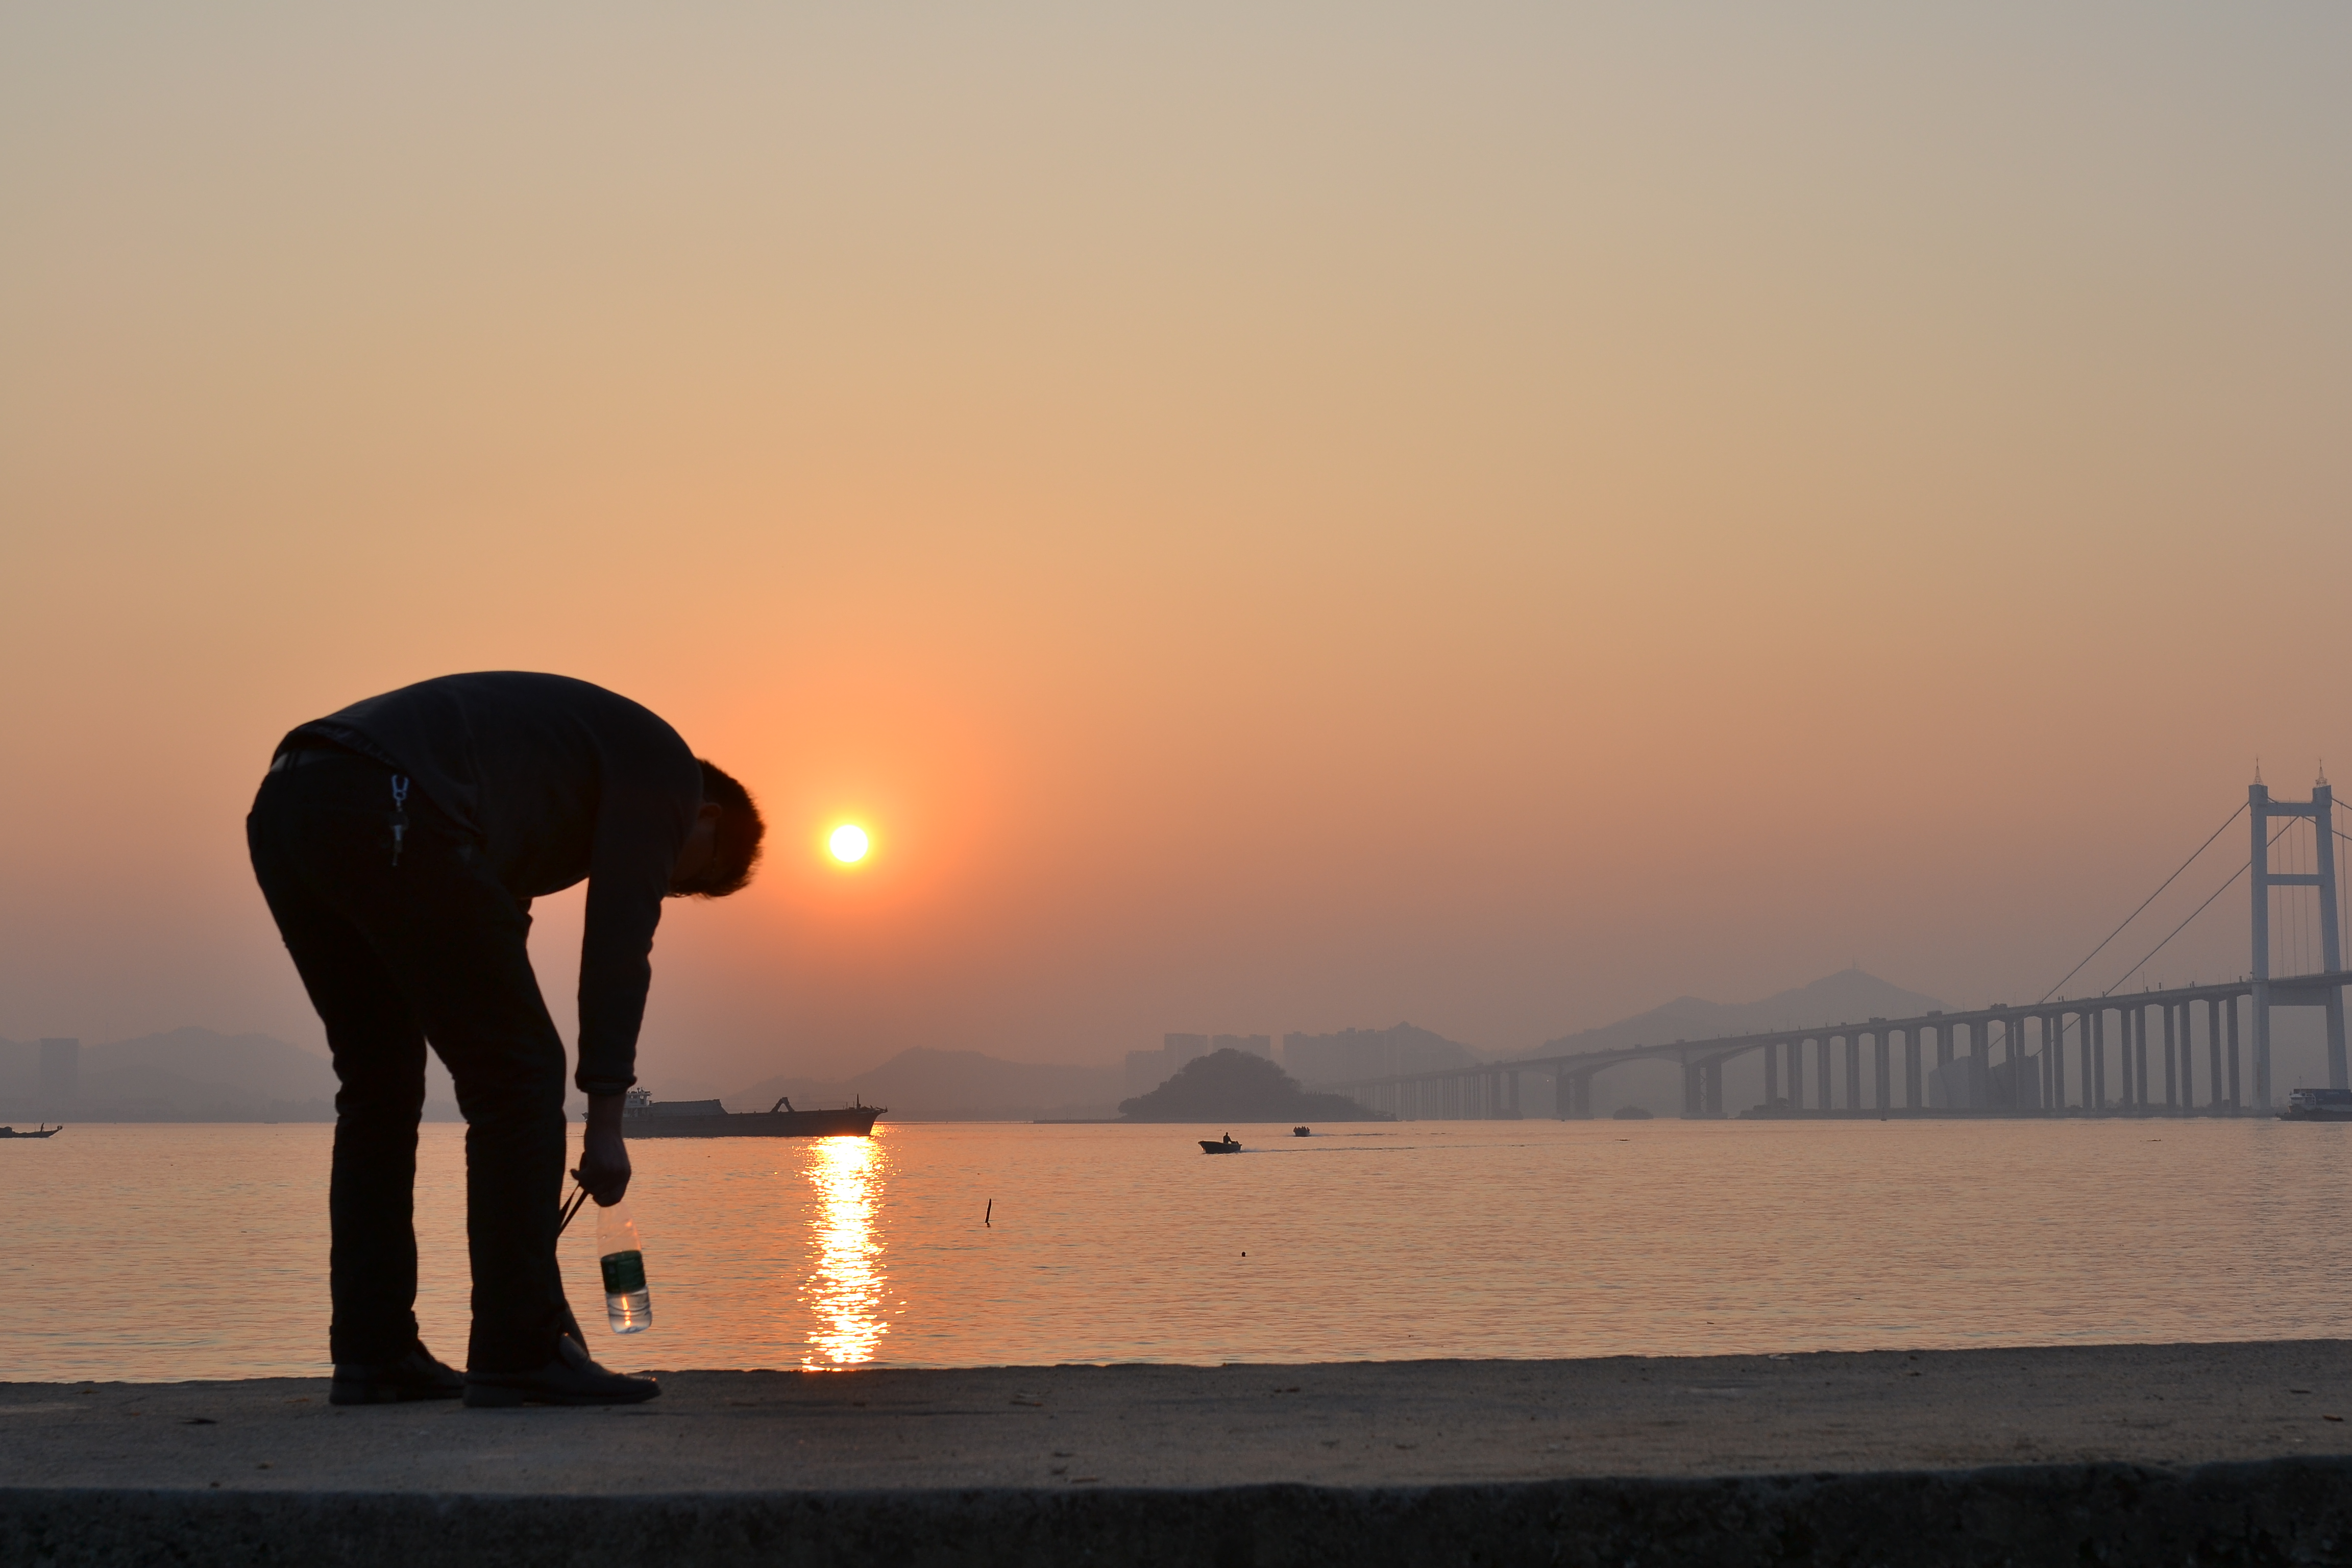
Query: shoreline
9 1340 2351 1564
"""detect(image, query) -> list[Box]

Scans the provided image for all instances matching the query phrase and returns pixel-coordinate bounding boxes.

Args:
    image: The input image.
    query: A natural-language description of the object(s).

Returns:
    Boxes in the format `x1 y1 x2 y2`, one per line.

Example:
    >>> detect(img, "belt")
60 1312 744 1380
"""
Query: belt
268 739 369 773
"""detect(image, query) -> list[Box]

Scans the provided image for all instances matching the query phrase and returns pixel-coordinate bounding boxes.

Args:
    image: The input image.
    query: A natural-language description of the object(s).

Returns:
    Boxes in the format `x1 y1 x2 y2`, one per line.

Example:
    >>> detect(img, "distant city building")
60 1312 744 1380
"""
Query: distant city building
1990 1054 2043 1112
1211 1034 1272 1060
1926 1051 2042 1111
38 1037 79 1110
1925 1055 1986 1109
1280 1024 1476 1087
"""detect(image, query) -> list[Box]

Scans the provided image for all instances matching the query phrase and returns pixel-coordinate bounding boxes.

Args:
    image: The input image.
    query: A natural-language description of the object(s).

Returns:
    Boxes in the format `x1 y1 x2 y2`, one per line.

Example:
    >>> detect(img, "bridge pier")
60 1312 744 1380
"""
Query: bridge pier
2173 1001 2192 1109
2228 998 2241 1108
2115 1007 2128 1111
1994 1016 2014 1109
2096 1009 2109 1111
2061 1012 2075 1110
1554 1070 1589 1119
2182 1002 2198 1110
1873 1031 1891 1111
2101 1011 2117 1110
2126 1011 2145 1109
1763 1042 1780 1109
2116 1007 2131 1111
2206 998 2223 1112
2088 1009 2102 1111
2078 1010 2092 1111
2122 1005 2137 1110
2098 1008 2112 1111
2163 1004 2178 1110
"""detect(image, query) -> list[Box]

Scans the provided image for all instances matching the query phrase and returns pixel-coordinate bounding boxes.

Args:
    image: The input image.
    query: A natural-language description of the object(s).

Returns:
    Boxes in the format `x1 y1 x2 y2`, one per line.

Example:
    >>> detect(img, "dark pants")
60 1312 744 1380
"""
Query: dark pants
248 747 570 1373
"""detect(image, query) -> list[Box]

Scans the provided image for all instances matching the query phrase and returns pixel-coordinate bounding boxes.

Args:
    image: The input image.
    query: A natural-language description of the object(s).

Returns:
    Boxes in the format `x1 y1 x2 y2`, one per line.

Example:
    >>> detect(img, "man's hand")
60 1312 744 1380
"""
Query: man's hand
576 1092 633 1207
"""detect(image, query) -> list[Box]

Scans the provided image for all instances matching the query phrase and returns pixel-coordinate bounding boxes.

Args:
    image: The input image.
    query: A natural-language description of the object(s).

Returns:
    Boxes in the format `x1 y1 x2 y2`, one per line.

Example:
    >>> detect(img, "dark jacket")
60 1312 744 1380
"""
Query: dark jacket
287 672 702 1095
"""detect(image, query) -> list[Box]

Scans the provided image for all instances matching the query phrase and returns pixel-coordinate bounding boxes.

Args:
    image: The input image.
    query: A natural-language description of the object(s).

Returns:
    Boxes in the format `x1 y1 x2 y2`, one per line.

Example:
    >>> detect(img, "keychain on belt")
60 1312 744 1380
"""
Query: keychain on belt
389 775 410 866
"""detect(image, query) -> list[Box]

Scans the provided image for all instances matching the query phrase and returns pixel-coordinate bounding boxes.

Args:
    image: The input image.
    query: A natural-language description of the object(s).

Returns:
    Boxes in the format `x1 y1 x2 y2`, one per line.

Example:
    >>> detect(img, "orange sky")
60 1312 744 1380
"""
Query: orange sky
4 5 2349 1090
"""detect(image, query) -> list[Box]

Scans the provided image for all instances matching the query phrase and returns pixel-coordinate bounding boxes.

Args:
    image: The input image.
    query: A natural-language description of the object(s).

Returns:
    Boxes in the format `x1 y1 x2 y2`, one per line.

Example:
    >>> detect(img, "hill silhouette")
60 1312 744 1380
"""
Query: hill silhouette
1118 1048 1391 1122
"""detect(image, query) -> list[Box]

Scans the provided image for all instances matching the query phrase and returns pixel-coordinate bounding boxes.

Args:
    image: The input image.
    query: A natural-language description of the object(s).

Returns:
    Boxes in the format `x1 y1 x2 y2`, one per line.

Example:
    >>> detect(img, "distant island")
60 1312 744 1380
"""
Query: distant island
1119 1049 1393 1123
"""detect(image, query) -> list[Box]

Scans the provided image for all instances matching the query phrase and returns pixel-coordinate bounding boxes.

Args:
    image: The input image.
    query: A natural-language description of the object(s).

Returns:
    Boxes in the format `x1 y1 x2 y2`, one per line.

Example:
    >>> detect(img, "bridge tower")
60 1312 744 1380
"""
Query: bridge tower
2250 779 2346 1107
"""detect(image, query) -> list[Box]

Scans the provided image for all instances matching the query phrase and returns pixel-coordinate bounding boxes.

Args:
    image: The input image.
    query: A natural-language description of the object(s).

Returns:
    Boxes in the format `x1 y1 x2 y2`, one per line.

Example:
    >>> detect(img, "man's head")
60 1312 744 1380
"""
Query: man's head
670 759 765 897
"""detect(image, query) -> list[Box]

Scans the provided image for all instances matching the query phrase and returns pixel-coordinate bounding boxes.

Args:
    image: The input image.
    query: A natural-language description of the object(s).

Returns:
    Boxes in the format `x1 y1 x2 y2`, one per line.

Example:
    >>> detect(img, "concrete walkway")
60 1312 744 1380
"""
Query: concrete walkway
8 1341 2352 1564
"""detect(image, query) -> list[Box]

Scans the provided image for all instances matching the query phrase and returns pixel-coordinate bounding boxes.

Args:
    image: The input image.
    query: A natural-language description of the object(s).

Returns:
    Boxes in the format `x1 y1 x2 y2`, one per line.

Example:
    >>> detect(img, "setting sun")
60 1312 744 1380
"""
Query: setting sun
829 824 870 864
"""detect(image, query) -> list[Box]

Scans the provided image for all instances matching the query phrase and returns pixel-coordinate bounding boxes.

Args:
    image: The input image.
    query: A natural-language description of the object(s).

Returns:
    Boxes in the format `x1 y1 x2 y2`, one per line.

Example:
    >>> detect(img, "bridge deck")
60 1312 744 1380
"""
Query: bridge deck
1326 970 2352 1097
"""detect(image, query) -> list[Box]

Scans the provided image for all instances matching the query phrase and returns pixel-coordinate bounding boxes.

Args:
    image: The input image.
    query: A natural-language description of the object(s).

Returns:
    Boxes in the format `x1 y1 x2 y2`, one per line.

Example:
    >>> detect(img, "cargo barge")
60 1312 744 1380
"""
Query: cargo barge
617 1087 883 1139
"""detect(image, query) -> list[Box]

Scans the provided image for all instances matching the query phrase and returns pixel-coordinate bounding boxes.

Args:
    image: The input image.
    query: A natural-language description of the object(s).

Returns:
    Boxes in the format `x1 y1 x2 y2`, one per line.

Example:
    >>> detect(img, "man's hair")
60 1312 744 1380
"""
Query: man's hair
689 758 765 897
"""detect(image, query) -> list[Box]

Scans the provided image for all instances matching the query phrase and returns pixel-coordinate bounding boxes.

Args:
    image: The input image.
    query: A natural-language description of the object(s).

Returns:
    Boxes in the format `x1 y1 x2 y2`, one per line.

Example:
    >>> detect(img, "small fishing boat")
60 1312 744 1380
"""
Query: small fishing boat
1292 1125 1311 1137
618 1089 883 1139
1199 1135 1242 1154
0 1124 61 1139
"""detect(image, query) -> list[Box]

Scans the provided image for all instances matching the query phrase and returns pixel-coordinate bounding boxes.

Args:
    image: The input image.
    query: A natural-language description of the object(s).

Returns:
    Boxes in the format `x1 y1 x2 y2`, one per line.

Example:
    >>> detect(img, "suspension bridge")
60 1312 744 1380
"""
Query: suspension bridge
1332 781 2350 1121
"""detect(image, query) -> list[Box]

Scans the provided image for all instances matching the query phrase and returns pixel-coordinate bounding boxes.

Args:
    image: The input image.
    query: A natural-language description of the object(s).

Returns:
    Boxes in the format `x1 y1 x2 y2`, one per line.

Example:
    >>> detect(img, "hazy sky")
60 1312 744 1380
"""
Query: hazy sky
5 4 2349 1089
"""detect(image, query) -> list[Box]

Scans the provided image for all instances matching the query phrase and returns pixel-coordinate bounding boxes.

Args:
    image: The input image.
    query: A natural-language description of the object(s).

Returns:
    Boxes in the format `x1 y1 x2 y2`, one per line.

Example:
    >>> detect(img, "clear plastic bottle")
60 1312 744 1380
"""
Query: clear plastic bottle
597 1197 652 1334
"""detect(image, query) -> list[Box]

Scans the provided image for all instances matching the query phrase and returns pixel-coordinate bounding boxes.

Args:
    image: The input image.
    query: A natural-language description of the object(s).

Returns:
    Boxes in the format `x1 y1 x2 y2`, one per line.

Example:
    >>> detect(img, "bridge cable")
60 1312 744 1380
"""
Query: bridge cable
2100 822 2290 996
2036 802 2246 1003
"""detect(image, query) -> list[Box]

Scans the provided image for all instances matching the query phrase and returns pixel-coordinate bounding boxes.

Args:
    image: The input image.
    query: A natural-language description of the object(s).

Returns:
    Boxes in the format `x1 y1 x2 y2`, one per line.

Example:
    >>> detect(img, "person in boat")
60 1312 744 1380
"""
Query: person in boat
248 674 765 1408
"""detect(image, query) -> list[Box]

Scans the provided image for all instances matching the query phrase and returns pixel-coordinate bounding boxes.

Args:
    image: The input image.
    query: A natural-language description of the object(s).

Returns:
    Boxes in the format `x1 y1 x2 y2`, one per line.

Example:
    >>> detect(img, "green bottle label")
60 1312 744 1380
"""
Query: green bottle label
600 1249 647 1294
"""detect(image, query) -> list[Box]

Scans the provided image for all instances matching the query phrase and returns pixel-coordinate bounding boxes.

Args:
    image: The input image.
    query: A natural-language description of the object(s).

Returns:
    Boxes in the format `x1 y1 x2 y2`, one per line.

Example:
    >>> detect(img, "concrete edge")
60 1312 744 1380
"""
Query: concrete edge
8 1457 2352 1567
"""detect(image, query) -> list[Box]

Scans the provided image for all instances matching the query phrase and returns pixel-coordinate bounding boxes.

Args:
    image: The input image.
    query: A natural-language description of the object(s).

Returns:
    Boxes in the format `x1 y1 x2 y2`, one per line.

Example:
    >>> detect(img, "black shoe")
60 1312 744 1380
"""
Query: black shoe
330 1341 466 1405
462 1335 660 1408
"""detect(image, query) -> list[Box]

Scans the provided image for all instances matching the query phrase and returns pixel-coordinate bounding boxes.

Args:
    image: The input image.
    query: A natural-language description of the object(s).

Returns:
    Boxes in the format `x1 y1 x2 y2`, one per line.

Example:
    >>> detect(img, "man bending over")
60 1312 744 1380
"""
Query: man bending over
247 672 763 1406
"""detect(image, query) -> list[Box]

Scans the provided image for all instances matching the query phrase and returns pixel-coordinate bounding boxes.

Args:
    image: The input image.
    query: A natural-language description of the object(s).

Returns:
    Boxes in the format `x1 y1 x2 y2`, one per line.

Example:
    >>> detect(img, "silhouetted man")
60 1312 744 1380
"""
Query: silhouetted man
247 672 764 1406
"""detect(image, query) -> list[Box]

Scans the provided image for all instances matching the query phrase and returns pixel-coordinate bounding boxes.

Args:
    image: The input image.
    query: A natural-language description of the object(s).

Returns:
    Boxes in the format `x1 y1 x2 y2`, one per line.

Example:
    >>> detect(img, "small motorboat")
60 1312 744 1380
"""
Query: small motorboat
1199 1134 1242 1154
0 1124 61 1139
1292 1125 1311 1137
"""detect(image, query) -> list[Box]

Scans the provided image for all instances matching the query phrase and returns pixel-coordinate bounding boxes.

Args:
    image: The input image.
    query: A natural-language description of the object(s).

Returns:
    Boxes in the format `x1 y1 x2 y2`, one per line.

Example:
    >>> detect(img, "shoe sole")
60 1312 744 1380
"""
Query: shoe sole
329 1382 464 1406
462 1381 660 1408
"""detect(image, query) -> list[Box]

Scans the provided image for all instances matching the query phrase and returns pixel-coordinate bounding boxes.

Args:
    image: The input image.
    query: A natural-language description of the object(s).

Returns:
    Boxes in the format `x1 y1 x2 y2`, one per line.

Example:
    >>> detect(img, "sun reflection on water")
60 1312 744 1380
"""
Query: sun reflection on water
799 1135 889 1368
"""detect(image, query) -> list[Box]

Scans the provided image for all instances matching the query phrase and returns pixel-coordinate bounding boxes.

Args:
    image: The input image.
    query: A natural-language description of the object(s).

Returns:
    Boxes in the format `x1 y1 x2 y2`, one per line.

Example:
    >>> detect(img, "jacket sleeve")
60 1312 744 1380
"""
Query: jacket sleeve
573 755 699 1095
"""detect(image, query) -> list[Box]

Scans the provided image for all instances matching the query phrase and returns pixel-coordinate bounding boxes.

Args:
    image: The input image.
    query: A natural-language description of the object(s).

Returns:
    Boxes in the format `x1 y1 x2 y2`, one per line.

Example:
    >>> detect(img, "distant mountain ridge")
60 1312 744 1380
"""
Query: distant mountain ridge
0 1026 467 1122
730 1047 1123 1122
3 971 1953 1125
1528 969 1951 1059
0 1026 341 1121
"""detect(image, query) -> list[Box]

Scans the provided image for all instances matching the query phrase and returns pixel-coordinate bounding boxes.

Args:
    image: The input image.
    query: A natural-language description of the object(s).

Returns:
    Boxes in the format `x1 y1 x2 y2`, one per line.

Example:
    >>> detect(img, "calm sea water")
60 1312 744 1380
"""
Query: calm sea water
12 1118 2351 1382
